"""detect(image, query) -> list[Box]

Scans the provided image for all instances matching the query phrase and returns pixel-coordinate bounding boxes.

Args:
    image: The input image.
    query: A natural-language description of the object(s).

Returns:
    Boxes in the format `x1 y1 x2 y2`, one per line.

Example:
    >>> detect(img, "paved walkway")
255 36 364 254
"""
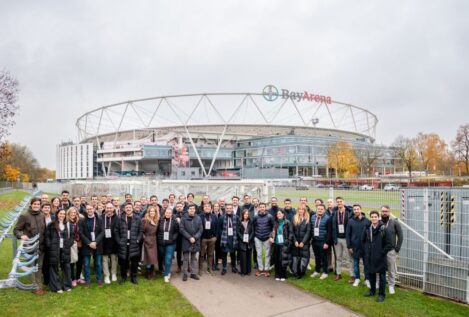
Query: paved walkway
171 270 361 317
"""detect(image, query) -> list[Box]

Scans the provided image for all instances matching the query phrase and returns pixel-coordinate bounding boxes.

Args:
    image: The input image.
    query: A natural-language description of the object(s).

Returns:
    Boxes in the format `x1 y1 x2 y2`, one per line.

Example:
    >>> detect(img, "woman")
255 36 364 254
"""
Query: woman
50 197 61 216
157 207 179 283
237 209 254 276
291 206 311 278
142 206 159 279
67 207 83 287
270 210 293 281
45 209 74 293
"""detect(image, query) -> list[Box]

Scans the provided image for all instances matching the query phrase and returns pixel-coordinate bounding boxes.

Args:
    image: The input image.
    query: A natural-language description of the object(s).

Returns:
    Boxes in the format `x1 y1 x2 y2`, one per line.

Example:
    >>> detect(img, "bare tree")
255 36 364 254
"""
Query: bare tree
452 124 469 175
392 136 418 180
354 145 382 177
0 70 19 161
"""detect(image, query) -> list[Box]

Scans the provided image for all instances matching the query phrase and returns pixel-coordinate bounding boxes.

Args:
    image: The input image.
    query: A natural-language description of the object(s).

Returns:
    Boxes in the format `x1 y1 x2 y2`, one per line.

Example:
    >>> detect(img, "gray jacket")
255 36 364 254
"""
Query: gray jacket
384 218 403 253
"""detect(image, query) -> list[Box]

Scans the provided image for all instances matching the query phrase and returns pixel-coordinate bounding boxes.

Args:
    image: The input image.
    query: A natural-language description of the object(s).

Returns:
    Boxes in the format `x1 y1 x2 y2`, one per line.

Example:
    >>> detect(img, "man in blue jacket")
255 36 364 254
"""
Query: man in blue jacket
253 202 275 277
346 204 370 288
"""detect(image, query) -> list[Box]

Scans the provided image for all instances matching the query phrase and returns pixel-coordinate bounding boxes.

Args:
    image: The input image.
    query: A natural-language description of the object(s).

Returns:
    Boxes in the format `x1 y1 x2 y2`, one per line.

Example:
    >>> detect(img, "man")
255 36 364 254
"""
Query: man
250 198 260 217
218 204 238 275
72 196 83 216
334 196 355 283
120 193 133 212
231 196 240 216
106 193 113 203
79 204 104 286
134 201 143 218
380 205 403 295
198 195 210 214
115 202 143 284
178 194 188 212
331 197 352 281
242 194 253 214
346 204 370 287
282 198 296 223
100 195 108 205
140 196 148 212
299 197 312 216
101 202 118 284
186 193 195 207
40 194 49 205
90 195 99 210
179 204 203 281
363 211 393 302
199 203 218 274
217 197 226 214
14 197 46 295
174 202 185 273
326 199 335 216
61 190 72 207
268 197 282 218
310 204 332 280
112 197 120 217
161 199 170 216
149 195 162 215
253 202 275 277
168 193 176 209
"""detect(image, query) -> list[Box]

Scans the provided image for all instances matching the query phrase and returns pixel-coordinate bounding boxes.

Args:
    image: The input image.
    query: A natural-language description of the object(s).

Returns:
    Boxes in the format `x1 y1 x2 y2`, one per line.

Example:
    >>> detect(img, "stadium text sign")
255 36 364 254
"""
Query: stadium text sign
262 85 332 104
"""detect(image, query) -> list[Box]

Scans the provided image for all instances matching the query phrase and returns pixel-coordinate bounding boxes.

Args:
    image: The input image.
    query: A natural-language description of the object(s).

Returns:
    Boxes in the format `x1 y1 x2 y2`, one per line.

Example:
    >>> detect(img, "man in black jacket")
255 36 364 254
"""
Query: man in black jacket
79 204 104 286
114 202 143 284
180 204 203 281
101 202 118 284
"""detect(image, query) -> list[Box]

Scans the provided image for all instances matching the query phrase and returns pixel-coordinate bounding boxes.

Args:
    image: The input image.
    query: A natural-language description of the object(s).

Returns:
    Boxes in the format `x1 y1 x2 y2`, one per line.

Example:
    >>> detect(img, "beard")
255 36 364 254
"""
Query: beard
381 215 389 223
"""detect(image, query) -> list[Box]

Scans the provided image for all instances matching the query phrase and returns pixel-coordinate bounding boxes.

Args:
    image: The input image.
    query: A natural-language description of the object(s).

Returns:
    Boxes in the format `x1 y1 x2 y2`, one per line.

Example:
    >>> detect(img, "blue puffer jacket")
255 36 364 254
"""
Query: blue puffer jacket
253 212 274 241
346 213 370 259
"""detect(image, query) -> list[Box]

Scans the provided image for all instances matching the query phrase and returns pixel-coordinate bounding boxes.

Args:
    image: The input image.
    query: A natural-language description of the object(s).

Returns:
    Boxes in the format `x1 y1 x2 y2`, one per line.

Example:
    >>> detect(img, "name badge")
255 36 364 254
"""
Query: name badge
60 238 64 248
243 233 249 243
205 221 211 230
127 230 130 240
314 227 320 237
91 232 95 241
105 229 112 238
228 227 233 236
338 224 345 234
164 231 169 241
277 234 284 244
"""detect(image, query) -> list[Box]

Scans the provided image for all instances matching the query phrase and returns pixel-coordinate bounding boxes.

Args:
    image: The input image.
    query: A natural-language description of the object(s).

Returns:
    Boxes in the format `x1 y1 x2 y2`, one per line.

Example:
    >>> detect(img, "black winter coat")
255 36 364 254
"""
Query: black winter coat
157 216 179 246
179 214 203 253
114 213 143 259
362 222 393 273
79 215 104 256
101 214 118 255
291 219 311 258
45 221 74 265
272 219 293 268
346 214 370 259
237 219 255 251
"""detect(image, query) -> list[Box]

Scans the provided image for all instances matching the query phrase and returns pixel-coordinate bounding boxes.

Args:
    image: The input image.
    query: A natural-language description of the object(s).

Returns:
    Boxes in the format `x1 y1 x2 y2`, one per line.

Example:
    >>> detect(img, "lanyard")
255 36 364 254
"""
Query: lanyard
370 226 373 243
89 216 96 232
228 216 232 228
163 217 172 232
315 216 322 228
338 212 345 225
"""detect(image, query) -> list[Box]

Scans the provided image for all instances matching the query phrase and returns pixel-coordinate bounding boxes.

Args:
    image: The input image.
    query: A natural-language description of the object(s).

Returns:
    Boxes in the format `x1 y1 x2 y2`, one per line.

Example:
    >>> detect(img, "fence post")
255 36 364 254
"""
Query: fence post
422 188 429 290
328 187 334 200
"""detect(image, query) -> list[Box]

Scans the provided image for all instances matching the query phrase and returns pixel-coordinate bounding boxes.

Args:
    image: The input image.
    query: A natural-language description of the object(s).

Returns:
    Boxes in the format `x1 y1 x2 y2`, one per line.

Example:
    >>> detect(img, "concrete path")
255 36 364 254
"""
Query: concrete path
171 271 361 317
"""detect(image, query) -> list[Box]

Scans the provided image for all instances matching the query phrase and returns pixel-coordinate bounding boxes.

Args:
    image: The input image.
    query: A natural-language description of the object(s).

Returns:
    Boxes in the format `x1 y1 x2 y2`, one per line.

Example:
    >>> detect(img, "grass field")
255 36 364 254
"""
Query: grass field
0 191 201 317
289 267 469 317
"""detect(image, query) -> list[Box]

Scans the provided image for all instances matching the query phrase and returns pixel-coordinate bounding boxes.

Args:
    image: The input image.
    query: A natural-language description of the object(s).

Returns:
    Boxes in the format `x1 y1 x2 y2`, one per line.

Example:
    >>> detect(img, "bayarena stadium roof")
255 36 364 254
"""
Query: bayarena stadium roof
76 88 378 144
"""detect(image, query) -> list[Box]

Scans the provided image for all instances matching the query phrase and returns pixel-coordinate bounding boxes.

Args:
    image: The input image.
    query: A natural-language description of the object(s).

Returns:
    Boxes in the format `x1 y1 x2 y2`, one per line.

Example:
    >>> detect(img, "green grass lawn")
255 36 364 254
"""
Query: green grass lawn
289 267 469 317
0 191 201 317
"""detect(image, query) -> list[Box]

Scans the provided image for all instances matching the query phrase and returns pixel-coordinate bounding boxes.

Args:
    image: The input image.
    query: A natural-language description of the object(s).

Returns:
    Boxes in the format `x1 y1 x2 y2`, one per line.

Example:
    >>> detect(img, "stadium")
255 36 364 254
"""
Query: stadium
57 86 396 180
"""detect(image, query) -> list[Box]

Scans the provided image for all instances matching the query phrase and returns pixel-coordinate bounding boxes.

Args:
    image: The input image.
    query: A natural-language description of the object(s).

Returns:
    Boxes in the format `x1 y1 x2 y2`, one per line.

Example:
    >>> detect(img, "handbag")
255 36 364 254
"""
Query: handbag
70 241 78 263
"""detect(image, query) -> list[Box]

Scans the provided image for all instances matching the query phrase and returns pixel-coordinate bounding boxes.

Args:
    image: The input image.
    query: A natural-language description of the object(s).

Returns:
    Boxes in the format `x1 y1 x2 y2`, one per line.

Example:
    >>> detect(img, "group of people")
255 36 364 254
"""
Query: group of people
13 190 403 303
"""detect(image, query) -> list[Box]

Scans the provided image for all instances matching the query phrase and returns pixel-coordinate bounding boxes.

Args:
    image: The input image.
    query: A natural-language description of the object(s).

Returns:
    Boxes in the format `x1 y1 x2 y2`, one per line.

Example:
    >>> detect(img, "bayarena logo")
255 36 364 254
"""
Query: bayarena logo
262 85 332 104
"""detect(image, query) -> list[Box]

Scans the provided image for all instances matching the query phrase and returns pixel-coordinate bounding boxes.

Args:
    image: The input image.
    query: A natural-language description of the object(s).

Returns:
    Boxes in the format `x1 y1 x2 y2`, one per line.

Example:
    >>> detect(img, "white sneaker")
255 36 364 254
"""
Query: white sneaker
376 282 379 289
389 286 395 294
164 276 170 283
111 274 117 282
80 273 84 280
280 278 285 282
104 276 111 284
310 272 320 278
66 289 71 292
365 280 371 288
353 279 360 287
275 278 280 281
320 273 328 280
57 290 63 294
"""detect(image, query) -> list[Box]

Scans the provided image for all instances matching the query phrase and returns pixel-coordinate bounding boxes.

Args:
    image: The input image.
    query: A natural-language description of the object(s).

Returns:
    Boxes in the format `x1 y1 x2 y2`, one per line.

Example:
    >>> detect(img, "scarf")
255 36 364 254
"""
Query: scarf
220 213 238 247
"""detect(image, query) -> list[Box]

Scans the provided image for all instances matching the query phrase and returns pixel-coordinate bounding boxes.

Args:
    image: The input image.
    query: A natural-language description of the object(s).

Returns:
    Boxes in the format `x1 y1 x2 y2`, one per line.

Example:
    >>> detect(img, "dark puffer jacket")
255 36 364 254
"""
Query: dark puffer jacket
346 214 370 259
45 221 74 265
114 213 143 259
291 218 311 258
157 215 179 246
79 215 104 256
253 212 275 241
179 213 203 253
362 221 393 273
272 219 293 268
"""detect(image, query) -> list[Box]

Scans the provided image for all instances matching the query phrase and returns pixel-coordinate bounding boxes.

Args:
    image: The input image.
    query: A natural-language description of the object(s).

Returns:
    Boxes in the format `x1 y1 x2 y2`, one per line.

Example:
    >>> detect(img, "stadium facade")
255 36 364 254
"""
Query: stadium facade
56 88 398 180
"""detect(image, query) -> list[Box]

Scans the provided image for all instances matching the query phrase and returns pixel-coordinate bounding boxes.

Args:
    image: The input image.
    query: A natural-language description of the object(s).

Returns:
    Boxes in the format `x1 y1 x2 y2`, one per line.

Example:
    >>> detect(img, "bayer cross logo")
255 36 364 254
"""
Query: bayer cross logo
262 85 279 101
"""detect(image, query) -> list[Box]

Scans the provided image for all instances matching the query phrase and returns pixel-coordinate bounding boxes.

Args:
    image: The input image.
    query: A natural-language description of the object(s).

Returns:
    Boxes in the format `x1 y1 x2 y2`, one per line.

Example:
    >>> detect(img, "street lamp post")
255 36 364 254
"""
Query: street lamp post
311 118 319 177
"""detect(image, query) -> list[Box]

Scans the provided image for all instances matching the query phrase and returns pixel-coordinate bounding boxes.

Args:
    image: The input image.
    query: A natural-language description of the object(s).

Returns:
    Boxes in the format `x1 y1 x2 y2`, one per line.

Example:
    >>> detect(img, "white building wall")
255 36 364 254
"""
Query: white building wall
56 143 94 180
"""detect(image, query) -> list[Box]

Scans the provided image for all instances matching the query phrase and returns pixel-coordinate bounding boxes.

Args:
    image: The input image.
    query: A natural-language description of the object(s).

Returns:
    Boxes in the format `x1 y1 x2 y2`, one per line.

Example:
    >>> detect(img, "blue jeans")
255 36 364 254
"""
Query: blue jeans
83 253 102 283
158 243 176 277
353 256 369 280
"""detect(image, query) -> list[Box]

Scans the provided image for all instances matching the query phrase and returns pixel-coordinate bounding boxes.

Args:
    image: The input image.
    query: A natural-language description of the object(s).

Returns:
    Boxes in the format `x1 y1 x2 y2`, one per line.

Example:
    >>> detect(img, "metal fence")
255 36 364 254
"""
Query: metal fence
398 188 469 302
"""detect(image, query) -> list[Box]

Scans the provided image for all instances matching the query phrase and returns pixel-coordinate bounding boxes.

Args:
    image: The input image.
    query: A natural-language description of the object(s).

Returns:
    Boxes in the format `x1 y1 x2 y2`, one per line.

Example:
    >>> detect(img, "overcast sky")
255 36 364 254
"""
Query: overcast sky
1 1 468 169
